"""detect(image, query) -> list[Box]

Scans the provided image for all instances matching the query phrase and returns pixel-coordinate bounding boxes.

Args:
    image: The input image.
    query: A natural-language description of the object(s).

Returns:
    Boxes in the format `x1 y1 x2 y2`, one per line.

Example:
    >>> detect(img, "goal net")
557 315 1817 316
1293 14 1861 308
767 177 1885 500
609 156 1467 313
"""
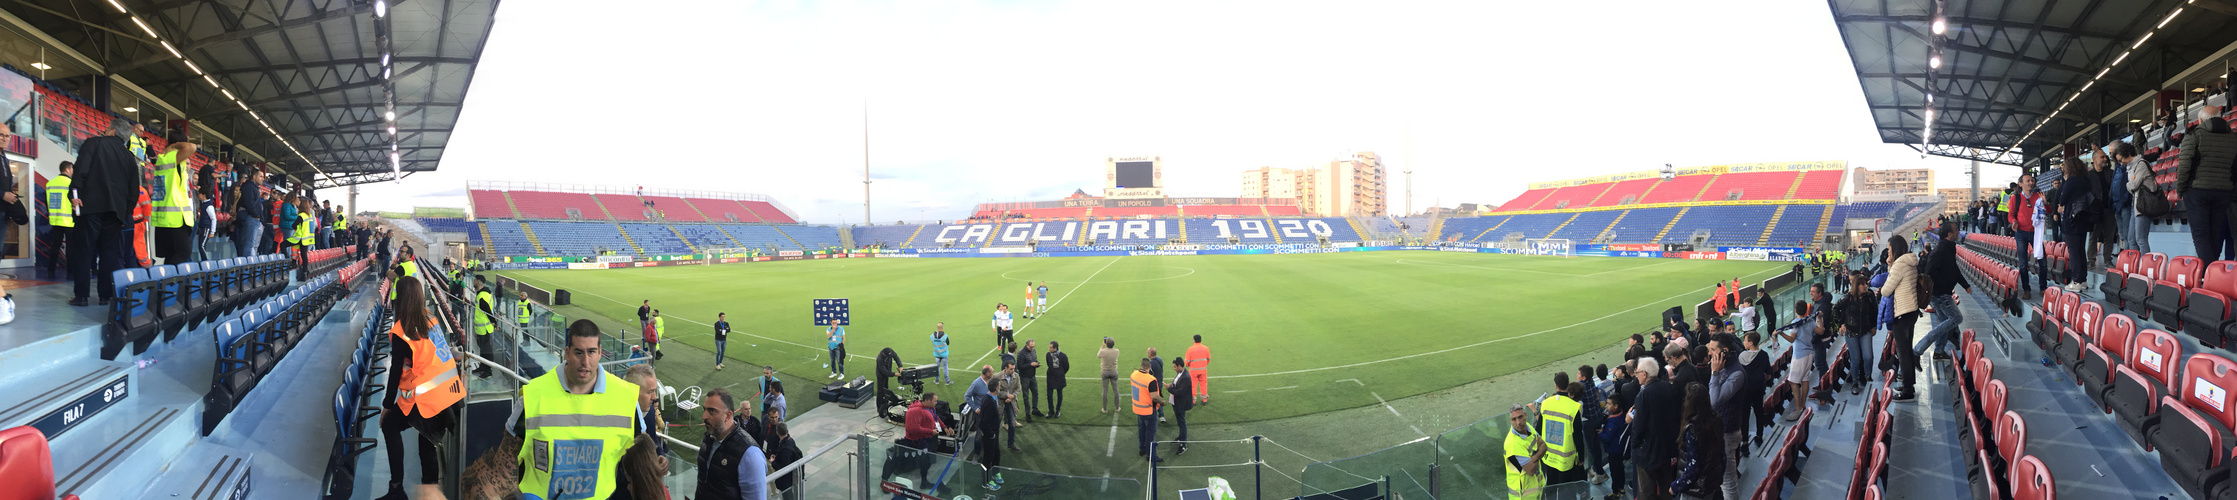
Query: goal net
1522 238 1574 258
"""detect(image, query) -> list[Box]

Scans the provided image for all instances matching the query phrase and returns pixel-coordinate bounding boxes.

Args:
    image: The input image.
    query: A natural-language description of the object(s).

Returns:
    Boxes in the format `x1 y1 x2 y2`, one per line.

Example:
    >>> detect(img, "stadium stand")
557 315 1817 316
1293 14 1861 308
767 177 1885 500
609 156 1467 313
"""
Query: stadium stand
742 200 797 223
853 224 923 248
415 218 483 246
782 226 845 250
693 198 766 223
484 221 537 256
1635 175 1717 204
1586 178 1659 207
525 221 636 257
1764 205 1828 246
507 191 607 220
1828 201 1900 223
1698 171 1802 201
1493 188 1554 211
1545 211 1621 242
1437 215 1510 242
1658 205 1778 246
638 195 705 221
1599 207 1682 243
619 222 695 254
1528 183 1614 210
673 224 739 249
468 189 514 219
1480 213 1571 241
723 224 805 250
594 194 650 221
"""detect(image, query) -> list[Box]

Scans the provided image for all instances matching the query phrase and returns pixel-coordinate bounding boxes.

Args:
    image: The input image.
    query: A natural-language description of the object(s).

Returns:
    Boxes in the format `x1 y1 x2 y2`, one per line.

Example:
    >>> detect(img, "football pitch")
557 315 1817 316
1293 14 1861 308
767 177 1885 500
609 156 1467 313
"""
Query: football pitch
496 251 1792 425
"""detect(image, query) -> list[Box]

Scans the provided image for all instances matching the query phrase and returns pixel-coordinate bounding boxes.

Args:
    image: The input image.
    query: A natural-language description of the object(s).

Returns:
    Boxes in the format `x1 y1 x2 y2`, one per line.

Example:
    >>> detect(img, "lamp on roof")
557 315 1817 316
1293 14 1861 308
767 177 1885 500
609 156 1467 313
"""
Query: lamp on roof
1931 18 1946 35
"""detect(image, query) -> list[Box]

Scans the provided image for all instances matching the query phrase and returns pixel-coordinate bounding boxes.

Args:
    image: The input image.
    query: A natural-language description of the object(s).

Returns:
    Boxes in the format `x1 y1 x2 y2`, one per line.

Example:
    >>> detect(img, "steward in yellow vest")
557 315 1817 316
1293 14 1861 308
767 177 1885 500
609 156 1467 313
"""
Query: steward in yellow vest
1505 404 1547 500
515 320 641 500
149 148 193 228
44 168 73 228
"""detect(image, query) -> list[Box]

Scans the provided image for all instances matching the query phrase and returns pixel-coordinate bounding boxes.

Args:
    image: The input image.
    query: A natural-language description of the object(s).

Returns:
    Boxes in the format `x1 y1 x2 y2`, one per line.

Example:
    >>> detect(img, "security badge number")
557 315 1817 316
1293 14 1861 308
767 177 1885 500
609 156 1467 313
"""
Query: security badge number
544 439 606 500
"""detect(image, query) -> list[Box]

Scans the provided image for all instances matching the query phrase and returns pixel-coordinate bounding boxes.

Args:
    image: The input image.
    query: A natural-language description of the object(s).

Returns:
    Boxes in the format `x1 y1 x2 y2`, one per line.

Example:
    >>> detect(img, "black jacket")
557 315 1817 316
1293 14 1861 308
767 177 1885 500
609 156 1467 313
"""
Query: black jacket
1046 351 1070 388
1167 371 1194 412
1628 379 1682 465
696 423 760 500
768 436 803 492
1925 239 1972 296
72 135 141 225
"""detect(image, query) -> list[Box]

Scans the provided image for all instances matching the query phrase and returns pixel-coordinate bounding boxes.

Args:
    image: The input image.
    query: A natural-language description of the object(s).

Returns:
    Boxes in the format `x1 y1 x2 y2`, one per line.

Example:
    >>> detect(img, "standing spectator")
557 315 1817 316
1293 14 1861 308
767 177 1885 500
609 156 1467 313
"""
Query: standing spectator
2010 174 2043 296
1707 336 1746 500
1037 281 1050 318
1023 283 1038 320
1185 335 1212 405
1732 300 1756 338
1597 394 1629 500
2116 141 2155 254
767 423 804 497
1770 300 1821 420
764 380 788 421
147 130 196 265
2179 107 2237 261
971 367 1007 488
1147 347 1167 423
2092 151 2122 266
826 323 846 379
713 312 731 371
645 309 666 362
1669 383 1724 500
637 300 652 331
2106 143 2137 256
1627 357 1680 500
697 388 766 500
1666 344 1699 388
1838 275 1879 395
1099 337 1123 414
753 366 780 417
1131 358 1164 461
1019 340 1043 420
1167 358 1195 456
931 322 952 384
68 119 141 307
1915 223 1975 361
1046 340 1070 418
1879 236 1922 400
996 359 1022 452
1575 365 1608 485
1506 403 1549 500
2054 158 2101 289
1809 283 1833 377
991 303 1014 350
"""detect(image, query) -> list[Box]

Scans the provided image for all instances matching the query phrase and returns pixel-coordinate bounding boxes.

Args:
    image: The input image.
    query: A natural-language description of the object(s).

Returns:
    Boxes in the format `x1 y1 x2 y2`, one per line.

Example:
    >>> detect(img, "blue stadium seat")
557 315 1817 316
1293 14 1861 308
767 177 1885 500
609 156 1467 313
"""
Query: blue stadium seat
202 318 254 436
102 268 159 360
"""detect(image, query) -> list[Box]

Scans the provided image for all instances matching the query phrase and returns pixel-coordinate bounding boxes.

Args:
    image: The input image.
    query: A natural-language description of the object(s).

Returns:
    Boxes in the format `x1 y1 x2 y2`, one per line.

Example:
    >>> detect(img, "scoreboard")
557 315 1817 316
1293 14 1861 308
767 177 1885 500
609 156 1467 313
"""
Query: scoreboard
814 298 850 326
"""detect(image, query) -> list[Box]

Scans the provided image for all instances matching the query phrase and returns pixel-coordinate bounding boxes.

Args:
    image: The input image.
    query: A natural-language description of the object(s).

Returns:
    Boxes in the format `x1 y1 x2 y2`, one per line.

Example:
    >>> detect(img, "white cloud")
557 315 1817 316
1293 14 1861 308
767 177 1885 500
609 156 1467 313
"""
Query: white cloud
349 0 2018 223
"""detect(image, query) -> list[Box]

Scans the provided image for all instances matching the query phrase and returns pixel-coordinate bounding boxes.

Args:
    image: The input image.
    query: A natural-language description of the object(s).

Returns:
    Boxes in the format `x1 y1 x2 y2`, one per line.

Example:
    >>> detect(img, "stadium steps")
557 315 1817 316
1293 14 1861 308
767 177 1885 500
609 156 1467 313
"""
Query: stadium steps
679 198 716 221
1634 178 1667 203
1592 209 1630 243
501 191 523 220
612 222 648 255
1813 206 1835 245
1781 172 1808 199
1540 213 1584 240
1653 207 1692 242
668 225 699 253
477 221 495 254
589 193 618 220
520 222 548 255
1426 214 1444 243
1688 174 1722 202
1755 205 1788 246
1345 217 1371 241
1259 206 1271 217
770 225 808 250
1178 218 1190 243
711 225 746 248
1270 220 1287 244
1469 216 1512 243
903 224 926 248
838 226 857 249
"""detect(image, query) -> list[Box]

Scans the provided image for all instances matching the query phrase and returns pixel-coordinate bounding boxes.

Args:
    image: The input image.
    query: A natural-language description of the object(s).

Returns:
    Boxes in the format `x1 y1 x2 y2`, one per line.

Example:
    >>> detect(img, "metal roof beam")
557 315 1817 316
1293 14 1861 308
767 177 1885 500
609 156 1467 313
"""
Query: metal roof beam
109 1 372 72
240 62 427 107
1834 14 2129 41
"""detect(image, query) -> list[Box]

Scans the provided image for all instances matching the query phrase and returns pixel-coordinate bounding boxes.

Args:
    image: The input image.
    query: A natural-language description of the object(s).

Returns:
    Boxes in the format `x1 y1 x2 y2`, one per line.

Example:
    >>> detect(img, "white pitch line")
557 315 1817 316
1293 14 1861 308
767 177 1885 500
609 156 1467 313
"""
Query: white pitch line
1106 413 1120 457
1372 391 1428 436
1335 379 1363 386
1266 386 1298 391
967 256 1123 371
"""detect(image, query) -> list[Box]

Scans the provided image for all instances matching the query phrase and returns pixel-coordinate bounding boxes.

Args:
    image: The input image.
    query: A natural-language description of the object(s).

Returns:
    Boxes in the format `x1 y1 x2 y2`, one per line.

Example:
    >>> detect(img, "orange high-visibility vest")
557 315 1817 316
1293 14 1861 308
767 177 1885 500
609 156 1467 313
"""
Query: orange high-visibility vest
394 319 464 418
1713 285 1727 315
1130 370 1158 416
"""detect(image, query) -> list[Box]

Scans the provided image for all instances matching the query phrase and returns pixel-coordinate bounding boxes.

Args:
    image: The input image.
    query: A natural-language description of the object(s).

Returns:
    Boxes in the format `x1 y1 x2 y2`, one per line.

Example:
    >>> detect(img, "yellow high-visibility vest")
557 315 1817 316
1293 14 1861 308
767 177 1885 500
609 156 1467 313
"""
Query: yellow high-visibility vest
150 150 192 228
475 290 496 337
1538 395 1581 472
1505 427 1546 500
516 371 639 500
44 175 72 228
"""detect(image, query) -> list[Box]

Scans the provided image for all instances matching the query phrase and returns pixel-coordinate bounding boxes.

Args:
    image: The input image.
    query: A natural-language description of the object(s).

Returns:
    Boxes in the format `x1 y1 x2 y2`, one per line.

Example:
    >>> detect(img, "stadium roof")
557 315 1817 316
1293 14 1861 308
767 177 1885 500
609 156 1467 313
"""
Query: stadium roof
1830 0 2237 168
2 0 497 188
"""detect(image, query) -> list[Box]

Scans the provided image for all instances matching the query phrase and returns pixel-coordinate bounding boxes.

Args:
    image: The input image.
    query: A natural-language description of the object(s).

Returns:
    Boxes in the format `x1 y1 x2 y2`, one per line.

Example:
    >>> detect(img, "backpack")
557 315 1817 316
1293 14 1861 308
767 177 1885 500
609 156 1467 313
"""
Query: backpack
1915 264 1936 306
2137 170 2172 217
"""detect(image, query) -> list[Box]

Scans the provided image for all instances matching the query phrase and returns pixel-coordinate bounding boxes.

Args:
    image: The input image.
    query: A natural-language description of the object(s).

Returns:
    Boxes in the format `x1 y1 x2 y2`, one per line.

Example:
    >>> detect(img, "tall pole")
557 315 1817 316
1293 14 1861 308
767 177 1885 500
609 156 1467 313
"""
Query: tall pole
1405 170 1413 217
863 101 871 226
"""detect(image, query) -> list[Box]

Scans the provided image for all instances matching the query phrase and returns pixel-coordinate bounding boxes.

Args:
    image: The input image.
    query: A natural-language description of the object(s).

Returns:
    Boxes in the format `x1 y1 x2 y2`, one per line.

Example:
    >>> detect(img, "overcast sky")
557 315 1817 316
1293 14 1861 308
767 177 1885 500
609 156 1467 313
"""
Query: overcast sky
347 0 2018 224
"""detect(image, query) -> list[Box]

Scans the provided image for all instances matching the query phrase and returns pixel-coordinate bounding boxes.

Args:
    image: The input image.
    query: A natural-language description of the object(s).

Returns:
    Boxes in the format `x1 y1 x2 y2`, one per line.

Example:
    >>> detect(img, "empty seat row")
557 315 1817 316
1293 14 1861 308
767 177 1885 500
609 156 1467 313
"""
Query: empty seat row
2099 250 2237 350
321 300 396 500
1846 370 1895 500
104 254 298 360
1750 406 1814 500
2029 285 2233 498
202 259 367 435
1955 245 2022 315
1939 330 2058 500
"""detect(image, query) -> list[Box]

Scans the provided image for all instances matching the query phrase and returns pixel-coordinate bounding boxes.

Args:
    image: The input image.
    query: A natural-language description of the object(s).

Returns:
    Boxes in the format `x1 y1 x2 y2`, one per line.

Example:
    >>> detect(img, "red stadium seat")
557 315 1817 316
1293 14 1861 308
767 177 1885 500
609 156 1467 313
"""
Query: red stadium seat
0 426 80 500
2193 260 2237 349
2151 256 2209 325
1985 379 2010 421
2079 314 2138 405
2054 302 2105 371
2123 252 2171 315
2104 249 2143 304
2114 329 2183 449
2012 455 2055 500
2150 354 2237 499
1998 410 2028 465
2030 287 2067 349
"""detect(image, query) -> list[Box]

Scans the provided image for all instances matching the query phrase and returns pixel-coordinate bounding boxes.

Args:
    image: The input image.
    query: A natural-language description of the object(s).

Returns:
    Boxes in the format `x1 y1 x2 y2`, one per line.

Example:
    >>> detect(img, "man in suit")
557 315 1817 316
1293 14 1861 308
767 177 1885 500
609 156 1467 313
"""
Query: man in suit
1627 357 1681 500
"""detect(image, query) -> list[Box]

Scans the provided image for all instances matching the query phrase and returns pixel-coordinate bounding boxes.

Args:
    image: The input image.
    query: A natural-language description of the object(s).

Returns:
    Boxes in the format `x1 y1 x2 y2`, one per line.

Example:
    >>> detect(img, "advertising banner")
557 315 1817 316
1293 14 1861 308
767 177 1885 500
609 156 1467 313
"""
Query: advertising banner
1611 251 1663 258
718 258 746 263
979 247 1033 254
772 254 807 261
596 255 635 264
505 256 568 263
778 250 805 257
1669 251 1725 260
649 254 701 262
1607 244 1659 252
1725 249 1769 261
568 262 609 270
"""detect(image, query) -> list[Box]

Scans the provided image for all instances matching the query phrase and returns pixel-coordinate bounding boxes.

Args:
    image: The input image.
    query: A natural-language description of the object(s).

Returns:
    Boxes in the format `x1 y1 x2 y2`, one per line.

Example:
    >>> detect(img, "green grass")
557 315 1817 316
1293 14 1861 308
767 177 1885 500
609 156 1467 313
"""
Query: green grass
496 251 1789 427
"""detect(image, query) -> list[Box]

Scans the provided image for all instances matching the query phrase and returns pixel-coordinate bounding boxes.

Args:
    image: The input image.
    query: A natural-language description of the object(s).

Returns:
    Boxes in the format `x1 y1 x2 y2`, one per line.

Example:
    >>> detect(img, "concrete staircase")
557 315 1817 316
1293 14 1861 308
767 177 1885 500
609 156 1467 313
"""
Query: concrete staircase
1592 210 1630 243
838 226 857 250
1541 213 1584 240
1812 205 1836 246
712 225 745 248
1653 207 1692 243
1178 218 1191 243
1781 173 1808 199
1755 206 1788 246
612 222 648 255
679 198 715 221
1270 220 1287 244
669 225 699 253
1345 217 1371 241
770 225 808 251
1634 179 1667 204
1425 214 1444 243
501 191 523 219
1469 217 1512 243
520 221 548 255
903 225 927 248
1691 174 1723 202
980 222 1003 248
589 194 619 220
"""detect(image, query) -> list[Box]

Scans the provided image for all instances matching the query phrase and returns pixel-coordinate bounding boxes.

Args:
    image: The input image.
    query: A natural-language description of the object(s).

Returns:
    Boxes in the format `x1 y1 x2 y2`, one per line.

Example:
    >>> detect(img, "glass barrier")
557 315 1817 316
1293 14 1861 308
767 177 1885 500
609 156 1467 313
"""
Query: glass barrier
1431 415 1508 499
869 436 1144 499
1300 436 1434 499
